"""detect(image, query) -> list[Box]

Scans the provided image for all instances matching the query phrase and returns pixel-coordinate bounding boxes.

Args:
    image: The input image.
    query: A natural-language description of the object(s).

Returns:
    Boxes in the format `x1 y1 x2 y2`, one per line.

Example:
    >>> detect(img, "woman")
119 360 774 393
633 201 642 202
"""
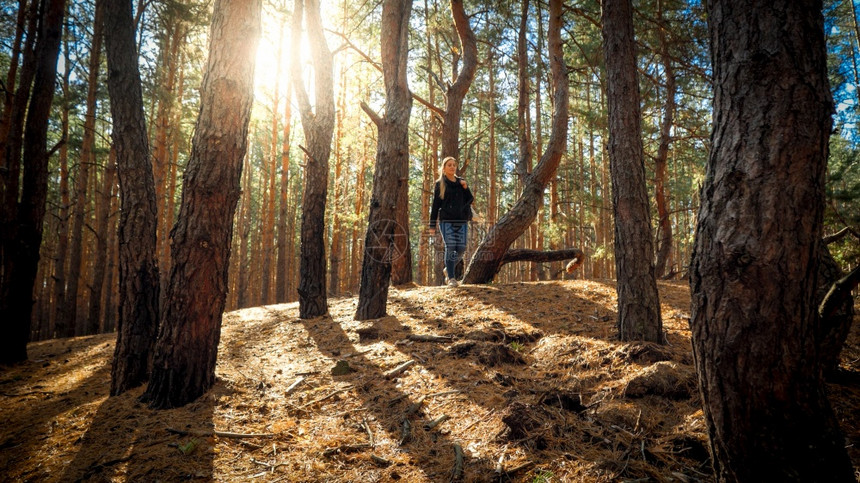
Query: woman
429 156 474 286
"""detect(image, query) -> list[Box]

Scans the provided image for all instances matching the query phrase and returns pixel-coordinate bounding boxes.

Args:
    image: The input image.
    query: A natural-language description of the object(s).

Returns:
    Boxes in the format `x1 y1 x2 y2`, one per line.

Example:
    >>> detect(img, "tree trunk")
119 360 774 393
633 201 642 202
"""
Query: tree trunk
292 0 334 318
236 154 252 308
515 0 532 186
104 0 161 395
0 0 66 364
142 0 260 409
276 78 293 303
440 0 477 160
67 0 104 336
329 78 345 294
690 1 854 480
88 147 117 334
653 0 676 279
463 0 567 285
355 0 413 320
52 35 72 339
602 0 662 343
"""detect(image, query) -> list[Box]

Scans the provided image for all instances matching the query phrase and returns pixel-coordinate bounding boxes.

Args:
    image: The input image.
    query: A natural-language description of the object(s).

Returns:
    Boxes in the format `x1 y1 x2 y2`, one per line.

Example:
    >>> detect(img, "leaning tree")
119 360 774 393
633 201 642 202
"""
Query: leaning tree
462 0 571 285
142 0 260 408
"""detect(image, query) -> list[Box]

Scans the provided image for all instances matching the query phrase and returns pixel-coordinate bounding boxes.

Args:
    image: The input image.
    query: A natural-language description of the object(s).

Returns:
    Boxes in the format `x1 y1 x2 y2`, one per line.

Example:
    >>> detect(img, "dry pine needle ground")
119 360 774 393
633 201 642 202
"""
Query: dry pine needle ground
1 280 858 482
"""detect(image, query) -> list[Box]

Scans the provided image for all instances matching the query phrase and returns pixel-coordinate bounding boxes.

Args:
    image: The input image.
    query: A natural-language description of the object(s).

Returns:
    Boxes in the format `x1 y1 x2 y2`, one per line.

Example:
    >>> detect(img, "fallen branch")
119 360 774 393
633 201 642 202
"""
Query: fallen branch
407 334 453 343
384 360 416 379
504 460 534 476
399 419 412 445
500 248 584 267
371 454 392 467
424 414 450 431
450 444 464 482
322 443 371 456
285 376 305 396
166 427 273 439
250 458 288 470
462 408 495 432
363 417 375 447
300 386 353 409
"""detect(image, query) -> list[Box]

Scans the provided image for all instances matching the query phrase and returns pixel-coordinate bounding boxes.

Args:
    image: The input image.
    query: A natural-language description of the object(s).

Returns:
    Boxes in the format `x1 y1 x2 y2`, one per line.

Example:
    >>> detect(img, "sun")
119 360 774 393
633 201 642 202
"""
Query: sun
253 12 315 103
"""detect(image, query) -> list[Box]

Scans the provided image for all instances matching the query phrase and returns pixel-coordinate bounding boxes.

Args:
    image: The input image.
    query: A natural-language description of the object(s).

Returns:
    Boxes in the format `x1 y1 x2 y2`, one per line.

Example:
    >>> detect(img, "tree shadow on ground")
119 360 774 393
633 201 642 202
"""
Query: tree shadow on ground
60 384 218 482
299 314 497 481
0 335 115 481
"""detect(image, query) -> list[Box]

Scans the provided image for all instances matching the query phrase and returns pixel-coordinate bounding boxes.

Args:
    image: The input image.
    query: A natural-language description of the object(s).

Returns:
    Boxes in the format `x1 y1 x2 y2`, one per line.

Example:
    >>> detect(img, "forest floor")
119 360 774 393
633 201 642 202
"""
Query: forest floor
1 279 858 482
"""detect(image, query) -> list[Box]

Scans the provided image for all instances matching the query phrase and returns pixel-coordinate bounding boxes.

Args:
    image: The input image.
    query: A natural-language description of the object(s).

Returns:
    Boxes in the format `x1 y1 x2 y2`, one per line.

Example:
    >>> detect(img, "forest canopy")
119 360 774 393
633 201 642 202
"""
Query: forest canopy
0 0 857 337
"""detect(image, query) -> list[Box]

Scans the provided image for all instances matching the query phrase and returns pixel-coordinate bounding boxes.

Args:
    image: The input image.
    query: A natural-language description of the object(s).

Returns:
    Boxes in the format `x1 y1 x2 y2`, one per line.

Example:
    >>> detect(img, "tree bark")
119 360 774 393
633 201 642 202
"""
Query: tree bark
103 0 161 395
142 0 260 409
440 0 477 160
602 0 662 343
0 0 66 364
355 0 413 320
690 1 854 480
292 0 334 318
463 0 567 285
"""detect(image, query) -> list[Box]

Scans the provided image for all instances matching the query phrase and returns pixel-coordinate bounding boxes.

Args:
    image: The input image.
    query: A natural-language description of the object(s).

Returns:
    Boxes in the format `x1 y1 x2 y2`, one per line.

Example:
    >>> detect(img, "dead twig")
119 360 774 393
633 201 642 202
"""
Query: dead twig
166 427 273 439
463 408 495 432
371 454 392 467
250 458 288 471
450 443 464 482
384 360 415 379
407 334 453 343
399 419 412 445
322 443 371 456
284 376 305 396
424 414 450 431
300 386 353 409
362 417 375 447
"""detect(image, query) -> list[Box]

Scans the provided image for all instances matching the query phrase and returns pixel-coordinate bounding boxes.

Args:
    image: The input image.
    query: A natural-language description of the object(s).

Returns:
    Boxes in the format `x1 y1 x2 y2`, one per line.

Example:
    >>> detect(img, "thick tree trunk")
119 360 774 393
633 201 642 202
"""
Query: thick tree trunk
0 0 66 364
355 0 413 320
104 0 161 395
292 0 334 318
602 0 662 343
690 1 854 480
142 0 260 409
463 0 567 285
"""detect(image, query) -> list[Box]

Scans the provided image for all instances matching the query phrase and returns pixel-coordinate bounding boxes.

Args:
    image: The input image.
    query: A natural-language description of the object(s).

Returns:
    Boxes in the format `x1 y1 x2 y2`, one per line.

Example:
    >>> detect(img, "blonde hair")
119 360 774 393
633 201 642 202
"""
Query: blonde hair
436 156 457 200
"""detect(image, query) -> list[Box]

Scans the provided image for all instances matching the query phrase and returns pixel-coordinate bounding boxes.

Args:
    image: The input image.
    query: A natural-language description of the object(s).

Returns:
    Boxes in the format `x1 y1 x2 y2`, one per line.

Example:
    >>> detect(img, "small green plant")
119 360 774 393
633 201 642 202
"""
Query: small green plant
509 341 524 353
532 469 553 483
178 438 199 455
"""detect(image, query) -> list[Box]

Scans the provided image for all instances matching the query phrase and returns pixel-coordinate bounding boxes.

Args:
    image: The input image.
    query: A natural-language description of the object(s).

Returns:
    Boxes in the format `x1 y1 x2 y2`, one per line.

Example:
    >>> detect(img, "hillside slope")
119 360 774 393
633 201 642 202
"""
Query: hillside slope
1 280 858 482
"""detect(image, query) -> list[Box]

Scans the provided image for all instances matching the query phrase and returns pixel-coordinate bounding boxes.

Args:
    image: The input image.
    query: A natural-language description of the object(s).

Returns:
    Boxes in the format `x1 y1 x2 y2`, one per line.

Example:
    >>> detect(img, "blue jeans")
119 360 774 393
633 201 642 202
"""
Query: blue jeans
439 222 467 280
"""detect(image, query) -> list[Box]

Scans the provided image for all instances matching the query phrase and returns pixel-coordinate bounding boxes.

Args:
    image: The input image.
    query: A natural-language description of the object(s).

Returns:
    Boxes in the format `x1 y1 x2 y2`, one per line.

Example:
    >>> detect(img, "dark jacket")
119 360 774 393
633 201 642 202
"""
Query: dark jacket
430 176 474 228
